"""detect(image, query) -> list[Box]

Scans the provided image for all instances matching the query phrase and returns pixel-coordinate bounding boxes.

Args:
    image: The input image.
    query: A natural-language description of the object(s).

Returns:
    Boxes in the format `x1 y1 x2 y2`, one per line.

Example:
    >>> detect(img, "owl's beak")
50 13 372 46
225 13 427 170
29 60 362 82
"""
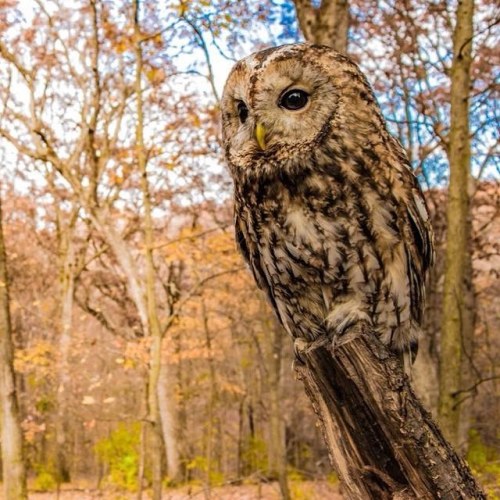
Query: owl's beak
255 123 266 150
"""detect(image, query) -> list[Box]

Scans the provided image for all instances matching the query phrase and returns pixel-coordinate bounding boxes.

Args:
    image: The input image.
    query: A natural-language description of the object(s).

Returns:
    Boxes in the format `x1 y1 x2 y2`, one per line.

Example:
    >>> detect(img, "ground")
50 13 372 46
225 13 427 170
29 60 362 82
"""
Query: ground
18 481 343 499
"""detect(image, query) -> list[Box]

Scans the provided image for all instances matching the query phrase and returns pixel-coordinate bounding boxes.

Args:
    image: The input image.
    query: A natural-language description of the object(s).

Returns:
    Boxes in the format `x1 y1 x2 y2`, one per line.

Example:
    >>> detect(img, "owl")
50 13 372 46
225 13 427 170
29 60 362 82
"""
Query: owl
221 44 434 372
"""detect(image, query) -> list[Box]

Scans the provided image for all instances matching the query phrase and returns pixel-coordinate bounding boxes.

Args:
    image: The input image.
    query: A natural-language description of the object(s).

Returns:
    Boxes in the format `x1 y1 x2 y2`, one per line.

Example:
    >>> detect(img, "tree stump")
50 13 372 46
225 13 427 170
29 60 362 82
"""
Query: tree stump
293 325 485 499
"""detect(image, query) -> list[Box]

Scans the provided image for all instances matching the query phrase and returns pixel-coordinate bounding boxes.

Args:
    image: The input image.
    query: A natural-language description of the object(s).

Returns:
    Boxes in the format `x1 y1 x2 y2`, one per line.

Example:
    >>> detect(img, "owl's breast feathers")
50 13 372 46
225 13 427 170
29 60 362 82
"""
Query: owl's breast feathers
232 142 434 356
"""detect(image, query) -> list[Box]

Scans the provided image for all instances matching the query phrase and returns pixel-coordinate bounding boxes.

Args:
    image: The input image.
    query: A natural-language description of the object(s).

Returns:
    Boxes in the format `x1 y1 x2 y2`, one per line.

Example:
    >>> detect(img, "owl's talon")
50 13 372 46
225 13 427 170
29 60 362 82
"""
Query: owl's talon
292 355 306 371
293 335 331 362
293 338 308 365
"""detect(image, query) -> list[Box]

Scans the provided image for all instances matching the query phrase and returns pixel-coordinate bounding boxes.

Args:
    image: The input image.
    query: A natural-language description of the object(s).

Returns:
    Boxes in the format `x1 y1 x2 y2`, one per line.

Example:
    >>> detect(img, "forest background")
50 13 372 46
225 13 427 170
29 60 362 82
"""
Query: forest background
0 0 498 499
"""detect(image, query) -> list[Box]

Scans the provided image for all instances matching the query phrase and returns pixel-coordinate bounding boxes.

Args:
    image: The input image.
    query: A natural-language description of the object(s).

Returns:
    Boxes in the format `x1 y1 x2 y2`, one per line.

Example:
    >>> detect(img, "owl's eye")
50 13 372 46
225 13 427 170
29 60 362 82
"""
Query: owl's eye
279 89 309 110
236 100 249 124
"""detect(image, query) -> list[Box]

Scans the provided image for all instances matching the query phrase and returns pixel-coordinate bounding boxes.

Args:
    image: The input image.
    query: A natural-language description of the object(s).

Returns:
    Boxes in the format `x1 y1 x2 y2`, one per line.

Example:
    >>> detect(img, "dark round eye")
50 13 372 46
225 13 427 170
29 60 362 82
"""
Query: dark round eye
237 100 248 124
279 89 309 110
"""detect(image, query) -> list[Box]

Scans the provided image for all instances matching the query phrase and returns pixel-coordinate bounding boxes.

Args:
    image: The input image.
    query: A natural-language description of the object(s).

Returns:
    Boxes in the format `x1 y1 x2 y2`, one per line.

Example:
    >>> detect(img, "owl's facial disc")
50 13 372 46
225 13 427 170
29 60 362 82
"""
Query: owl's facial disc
222 60 334 161
222 44 388 177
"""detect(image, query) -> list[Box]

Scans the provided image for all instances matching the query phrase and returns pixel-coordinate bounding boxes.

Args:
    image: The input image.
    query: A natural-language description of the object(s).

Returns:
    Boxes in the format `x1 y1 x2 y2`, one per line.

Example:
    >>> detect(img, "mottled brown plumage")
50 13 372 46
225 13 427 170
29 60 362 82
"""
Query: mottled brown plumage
221 44 434 371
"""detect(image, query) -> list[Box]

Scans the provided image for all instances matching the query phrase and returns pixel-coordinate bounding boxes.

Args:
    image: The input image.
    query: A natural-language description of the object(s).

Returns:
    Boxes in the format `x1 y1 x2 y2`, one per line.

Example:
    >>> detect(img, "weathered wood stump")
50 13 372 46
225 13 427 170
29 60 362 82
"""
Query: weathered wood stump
294 325 485 499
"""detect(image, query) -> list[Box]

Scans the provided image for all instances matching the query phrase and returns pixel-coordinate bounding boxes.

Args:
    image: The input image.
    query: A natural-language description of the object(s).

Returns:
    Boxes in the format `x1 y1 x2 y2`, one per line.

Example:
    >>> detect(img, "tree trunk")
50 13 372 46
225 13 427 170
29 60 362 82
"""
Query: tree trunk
133 0 180 491
294 324 485 498
54 209 78 484
268 320 291 500
54 268 74 483
174 328 188 482
158 360 181 480
293 0 349 54
438 0 475 451
201 299 220 486
0 194 28 500
136 419 146 500
456 247 475 451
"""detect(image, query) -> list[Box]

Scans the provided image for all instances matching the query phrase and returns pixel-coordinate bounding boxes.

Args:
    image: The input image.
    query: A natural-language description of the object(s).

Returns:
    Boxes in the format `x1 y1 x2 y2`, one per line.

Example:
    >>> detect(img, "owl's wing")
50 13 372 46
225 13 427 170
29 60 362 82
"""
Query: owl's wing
404 177 435 325
235 214 280 314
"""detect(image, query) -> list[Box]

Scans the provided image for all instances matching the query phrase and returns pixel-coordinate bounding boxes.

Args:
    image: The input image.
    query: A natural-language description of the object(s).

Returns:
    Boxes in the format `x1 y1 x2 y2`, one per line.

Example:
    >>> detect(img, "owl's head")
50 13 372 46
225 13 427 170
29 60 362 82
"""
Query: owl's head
221 44 386 175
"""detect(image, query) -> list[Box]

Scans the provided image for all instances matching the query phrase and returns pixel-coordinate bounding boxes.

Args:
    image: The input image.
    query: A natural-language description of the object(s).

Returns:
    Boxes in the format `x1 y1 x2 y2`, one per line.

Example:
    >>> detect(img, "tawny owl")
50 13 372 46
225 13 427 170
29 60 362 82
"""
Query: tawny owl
221 44 434 372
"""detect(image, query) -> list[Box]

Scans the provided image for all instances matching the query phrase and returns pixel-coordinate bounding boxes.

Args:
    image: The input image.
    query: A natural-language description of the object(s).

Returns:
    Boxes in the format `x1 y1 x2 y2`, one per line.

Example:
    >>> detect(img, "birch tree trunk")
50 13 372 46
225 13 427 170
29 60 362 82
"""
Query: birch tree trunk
0 194 28 500
438 0 475 451
292 0 349 54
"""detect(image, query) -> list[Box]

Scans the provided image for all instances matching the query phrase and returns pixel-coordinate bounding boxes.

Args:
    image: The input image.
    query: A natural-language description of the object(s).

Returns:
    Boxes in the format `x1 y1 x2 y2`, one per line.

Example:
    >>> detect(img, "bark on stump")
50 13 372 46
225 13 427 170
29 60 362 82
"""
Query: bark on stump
293 325 485 499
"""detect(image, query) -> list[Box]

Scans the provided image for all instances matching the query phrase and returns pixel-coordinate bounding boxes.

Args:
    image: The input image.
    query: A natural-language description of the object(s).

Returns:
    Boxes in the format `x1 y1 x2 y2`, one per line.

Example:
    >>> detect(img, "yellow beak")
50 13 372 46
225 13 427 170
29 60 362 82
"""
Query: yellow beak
255 122 266 150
